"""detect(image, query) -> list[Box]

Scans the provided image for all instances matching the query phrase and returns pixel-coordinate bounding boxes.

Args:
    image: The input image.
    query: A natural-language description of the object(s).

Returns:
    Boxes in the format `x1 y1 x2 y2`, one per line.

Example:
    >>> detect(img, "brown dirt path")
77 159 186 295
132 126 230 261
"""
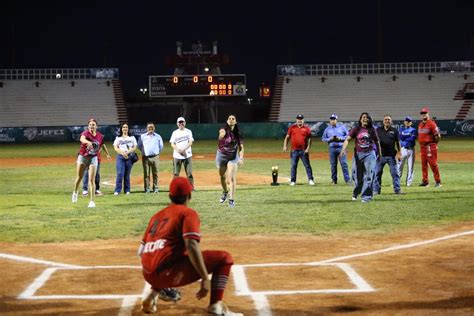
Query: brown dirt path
1 151 473 169
0 222 473 315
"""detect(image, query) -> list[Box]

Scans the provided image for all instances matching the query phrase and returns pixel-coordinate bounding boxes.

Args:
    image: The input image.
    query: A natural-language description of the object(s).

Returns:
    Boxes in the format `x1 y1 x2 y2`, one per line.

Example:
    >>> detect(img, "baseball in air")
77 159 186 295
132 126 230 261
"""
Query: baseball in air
56 73 61 79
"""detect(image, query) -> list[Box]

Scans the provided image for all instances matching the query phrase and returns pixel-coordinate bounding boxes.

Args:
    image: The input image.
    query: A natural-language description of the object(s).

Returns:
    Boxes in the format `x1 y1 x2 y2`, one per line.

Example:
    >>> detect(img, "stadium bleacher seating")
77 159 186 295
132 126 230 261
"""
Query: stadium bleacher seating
0 79 123 127
273 73 471 122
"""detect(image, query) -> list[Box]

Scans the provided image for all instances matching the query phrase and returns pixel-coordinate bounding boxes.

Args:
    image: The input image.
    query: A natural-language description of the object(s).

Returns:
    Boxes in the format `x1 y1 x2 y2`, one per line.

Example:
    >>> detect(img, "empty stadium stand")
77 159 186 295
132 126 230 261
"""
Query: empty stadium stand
272 61 474 122
0 68 126 127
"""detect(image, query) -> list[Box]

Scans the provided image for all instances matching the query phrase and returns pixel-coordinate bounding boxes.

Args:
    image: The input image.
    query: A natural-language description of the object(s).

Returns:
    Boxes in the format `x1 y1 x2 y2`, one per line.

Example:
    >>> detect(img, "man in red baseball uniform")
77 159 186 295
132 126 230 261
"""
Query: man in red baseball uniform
418 107 442 187
283 114 315 186
139 177 242 315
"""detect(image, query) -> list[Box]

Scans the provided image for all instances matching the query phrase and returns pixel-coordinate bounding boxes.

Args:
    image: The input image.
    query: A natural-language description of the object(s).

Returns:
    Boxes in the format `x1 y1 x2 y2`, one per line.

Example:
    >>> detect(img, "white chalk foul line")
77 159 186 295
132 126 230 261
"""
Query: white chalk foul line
0 253 82 268
313 229 474 265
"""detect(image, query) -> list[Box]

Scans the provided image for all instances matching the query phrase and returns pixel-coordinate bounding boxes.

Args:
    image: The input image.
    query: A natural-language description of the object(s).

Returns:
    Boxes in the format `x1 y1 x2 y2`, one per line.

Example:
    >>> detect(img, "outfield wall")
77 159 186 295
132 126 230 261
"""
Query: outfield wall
1 120 473 143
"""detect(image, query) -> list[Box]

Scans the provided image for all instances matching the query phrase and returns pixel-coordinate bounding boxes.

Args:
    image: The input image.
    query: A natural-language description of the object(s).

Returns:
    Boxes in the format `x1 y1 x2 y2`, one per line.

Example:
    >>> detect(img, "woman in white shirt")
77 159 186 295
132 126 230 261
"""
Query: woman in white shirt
113 123 137 195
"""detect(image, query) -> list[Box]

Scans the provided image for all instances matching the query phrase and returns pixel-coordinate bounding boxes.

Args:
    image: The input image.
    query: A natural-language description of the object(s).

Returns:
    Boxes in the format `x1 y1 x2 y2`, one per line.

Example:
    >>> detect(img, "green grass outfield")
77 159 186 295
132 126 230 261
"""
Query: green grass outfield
1 138 473 243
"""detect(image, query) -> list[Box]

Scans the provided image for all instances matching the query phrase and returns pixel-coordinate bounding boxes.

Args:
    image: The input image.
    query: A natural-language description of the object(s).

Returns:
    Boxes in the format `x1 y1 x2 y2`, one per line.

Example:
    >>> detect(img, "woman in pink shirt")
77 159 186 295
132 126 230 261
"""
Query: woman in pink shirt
72 118 110 208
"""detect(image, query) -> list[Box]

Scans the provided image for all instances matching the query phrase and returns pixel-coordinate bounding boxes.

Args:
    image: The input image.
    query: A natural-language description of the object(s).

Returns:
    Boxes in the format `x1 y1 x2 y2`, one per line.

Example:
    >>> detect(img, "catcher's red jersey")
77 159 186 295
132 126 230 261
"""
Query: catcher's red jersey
140 204 200 274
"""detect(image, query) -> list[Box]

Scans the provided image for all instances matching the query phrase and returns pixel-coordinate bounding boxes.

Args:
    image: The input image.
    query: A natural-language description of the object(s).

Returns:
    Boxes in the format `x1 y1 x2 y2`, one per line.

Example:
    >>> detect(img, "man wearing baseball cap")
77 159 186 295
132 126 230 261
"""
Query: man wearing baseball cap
418 107 442 187
398 116 417 186
283 114 315 186
139 177 242 315
170 117 195 188
321 113 351 184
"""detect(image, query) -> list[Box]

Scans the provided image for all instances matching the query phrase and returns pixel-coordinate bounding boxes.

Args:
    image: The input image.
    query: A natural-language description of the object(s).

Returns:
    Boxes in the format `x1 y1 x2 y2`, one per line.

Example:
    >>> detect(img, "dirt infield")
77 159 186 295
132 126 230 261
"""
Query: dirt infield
0 222 473 315
1 151 473 169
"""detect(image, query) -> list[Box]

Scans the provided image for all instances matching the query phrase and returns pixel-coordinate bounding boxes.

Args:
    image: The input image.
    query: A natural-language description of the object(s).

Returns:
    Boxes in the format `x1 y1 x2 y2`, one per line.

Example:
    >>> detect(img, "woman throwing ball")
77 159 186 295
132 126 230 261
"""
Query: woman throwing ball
216 114 244 208
72 118 110 208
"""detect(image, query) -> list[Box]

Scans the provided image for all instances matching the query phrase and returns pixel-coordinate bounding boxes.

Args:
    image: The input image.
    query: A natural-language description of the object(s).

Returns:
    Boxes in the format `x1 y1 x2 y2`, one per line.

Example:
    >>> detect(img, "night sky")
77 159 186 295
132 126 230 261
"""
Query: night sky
2 0 474 97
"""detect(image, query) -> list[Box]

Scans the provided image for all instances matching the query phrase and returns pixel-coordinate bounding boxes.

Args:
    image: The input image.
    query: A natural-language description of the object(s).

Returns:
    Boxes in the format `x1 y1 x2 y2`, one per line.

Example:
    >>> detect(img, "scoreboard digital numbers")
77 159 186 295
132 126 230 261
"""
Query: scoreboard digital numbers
149 74 246 97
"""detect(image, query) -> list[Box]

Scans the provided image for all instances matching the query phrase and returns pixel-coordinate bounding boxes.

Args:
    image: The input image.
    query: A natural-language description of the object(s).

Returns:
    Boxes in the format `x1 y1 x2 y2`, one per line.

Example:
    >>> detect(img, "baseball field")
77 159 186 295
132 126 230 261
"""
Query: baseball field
0 138 473 315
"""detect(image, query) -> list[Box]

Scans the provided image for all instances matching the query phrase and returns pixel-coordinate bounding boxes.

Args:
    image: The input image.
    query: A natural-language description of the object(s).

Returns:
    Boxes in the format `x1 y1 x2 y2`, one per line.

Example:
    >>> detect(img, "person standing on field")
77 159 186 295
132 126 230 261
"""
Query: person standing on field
398 116 417 187
139 177 243 316
418 107 442 187
321 113 350 185
373 115 402 195
113 122 138 195
82 143 110 196
340 112 381 202
216 114 244 208
139 122 163 193
283 114 315 186
72 118 111 208
170 117 194 189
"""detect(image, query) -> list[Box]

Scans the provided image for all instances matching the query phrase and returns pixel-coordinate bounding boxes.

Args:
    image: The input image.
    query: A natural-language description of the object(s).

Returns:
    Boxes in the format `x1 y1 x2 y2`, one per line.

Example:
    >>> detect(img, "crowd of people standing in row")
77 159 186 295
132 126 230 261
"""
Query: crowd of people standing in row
71 114 244 208
286 107 441 203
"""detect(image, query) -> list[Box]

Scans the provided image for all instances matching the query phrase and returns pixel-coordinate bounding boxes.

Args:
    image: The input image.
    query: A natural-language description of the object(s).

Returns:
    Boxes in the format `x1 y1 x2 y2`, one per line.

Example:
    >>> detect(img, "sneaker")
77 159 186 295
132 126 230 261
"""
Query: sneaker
289 182 295 186
82 190 88 196
113 192 119 196
352 196 357 201
435 182 442 188
407 183 412 187
72 192 78 203
158 288 182 302
153 189 159 193
395 191 405 195
308 180 315 186
361 199 369 203
142 291 157 314
95 190 103 196
88 201 96 208
419 182 429 187
331 180 337 185
126 192 131 195
219 191 228 203
145 189 151 193
229 199 235 208
208 301 243 316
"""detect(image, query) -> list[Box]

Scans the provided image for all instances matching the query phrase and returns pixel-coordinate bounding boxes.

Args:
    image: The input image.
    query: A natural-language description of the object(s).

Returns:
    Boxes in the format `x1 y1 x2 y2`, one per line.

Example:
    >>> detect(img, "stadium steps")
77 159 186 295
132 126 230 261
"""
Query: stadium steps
456 101 473 120
268 76 284 121
112 79 128 124
453 89 464 100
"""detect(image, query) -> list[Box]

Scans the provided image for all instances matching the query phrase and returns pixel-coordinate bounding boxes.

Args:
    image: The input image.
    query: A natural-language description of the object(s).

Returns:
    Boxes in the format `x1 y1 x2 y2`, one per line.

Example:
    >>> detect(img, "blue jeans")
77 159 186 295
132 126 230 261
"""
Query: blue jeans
353 151 377 201
374 156 401 193
328 147 350 183
83 163 100 191
115 155 133 193
290 150 314 182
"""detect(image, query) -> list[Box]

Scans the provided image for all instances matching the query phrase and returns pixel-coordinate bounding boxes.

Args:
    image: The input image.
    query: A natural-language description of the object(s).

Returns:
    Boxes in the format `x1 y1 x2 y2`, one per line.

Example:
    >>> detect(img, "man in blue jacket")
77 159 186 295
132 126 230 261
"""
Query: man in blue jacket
398 116 417 187
321 113 350 184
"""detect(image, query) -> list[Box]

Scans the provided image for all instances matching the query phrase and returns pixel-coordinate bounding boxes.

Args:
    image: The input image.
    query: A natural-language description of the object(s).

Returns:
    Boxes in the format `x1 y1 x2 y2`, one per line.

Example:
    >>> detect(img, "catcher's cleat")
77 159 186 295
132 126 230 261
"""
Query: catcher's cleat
141 291 157 314
158 288 182 302
208 301 243 316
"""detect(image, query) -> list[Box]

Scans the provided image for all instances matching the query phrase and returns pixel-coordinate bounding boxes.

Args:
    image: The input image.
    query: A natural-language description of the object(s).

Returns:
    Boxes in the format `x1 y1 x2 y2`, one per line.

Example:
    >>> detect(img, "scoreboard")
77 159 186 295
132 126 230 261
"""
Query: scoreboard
149 74 246 97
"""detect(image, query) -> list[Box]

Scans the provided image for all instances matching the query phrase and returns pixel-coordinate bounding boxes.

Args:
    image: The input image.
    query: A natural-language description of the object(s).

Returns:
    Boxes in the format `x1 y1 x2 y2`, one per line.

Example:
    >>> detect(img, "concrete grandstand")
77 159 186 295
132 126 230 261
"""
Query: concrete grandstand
0 68 127 127
270 61 474 122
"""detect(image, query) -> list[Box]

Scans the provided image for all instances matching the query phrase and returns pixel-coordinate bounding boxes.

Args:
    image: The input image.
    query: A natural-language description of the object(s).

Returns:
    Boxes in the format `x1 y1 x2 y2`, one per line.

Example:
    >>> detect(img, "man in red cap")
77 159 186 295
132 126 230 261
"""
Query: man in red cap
139 177 242 315
418 107 442 187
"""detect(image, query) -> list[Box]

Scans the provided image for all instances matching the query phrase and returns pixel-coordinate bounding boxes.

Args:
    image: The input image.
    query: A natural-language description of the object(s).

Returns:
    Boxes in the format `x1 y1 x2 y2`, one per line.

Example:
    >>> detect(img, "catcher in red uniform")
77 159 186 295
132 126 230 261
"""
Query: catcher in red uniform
418 107 442 187
138 177 243 315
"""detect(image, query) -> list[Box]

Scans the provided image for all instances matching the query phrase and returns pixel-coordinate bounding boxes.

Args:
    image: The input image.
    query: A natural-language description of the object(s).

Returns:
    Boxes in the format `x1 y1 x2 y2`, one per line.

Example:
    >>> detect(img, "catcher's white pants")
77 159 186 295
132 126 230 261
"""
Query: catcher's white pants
398 147 415 186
